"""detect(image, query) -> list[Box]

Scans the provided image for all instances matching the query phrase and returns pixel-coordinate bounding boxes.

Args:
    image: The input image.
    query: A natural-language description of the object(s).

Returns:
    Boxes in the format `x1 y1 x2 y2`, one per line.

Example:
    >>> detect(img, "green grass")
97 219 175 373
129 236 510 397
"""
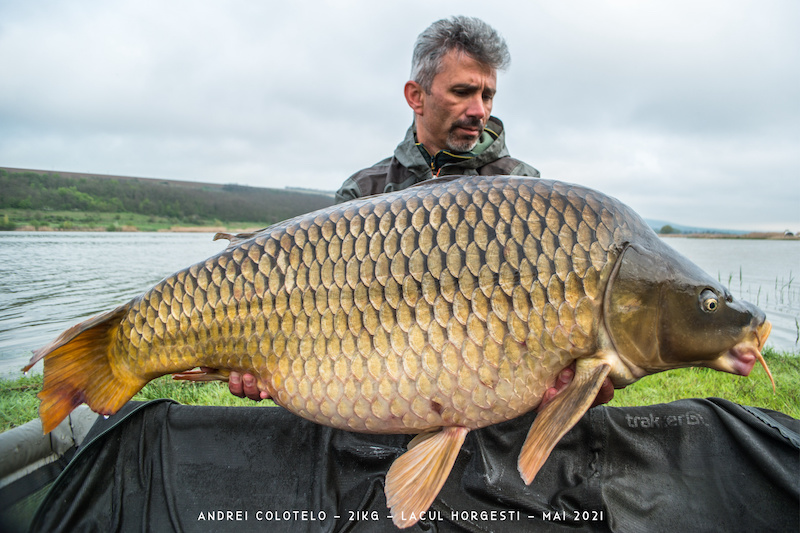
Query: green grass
131 375 275 407
0 374 44 432
609 346 800 416
0 208 265 232
2 350 798 434
0 375 274 433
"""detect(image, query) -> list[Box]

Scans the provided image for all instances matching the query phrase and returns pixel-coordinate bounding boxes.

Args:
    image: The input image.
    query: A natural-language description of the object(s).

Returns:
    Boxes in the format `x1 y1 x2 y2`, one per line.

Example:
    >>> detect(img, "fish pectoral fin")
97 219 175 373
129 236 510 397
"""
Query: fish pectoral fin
172 367 231 382
518 359 611 485
385 426 468 529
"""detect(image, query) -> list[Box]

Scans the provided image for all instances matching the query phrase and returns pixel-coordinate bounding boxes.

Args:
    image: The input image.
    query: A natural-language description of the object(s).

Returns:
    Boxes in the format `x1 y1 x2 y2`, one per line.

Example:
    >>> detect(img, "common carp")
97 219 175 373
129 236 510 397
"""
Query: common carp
24 176 773 529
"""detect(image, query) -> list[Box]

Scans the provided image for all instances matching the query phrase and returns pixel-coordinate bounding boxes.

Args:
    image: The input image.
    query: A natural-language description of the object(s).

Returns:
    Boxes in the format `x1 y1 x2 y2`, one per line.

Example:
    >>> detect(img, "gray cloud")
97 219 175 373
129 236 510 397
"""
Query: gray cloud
1 0 797 231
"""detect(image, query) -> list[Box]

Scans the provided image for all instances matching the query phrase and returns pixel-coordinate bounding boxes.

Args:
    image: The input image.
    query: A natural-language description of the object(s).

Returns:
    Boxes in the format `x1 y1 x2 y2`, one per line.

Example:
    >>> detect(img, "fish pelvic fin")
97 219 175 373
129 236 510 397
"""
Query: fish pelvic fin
172 368 232 382
406 430 439 450
22 304 146 434
518 359 611 485
385 426 468 529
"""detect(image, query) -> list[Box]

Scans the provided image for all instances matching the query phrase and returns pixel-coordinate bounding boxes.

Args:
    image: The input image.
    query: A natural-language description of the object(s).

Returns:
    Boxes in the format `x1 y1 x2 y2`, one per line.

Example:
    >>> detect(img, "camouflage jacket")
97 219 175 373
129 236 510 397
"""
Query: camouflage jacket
334 116 539 203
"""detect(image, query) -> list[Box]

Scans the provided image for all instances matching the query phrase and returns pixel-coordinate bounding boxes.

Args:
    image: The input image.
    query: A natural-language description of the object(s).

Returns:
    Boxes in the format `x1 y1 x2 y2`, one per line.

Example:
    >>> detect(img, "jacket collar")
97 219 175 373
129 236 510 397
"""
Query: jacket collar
394 116 510 177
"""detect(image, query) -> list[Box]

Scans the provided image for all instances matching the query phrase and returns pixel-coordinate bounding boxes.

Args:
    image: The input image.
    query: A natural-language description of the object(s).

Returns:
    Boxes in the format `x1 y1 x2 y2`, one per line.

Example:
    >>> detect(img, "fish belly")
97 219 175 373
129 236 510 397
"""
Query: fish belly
107 177 629 434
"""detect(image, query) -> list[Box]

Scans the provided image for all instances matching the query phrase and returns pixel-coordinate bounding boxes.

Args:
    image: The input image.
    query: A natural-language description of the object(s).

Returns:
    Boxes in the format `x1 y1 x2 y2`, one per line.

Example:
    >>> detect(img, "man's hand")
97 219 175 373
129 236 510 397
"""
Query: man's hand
228 371 270 401
536 363 615 412
228 363 615 410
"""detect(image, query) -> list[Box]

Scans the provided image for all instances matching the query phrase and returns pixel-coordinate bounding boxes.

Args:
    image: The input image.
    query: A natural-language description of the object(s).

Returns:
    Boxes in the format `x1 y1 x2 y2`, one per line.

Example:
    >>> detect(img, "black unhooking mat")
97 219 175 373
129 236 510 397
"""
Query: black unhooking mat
25 398 799 532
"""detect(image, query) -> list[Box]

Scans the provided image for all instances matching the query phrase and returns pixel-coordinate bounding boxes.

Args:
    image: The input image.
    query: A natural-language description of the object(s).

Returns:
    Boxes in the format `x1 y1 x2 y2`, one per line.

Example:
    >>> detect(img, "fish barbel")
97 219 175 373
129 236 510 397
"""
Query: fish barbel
24 176 773 529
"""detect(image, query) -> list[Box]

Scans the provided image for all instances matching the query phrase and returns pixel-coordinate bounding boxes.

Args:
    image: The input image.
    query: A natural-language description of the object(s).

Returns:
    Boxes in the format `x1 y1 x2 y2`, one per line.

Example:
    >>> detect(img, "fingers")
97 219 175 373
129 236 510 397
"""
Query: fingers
229 372 245 398
537 388 556 412
555 366 574 390
591 377 615 407
536 364 575 412
536 364 614 413
228 371 268 401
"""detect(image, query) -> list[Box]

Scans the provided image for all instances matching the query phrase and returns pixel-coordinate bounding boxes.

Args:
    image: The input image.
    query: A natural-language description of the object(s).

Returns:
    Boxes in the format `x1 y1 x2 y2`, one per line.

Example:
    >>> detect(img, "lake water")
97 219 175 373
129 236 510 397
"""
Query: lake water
0 232 797 378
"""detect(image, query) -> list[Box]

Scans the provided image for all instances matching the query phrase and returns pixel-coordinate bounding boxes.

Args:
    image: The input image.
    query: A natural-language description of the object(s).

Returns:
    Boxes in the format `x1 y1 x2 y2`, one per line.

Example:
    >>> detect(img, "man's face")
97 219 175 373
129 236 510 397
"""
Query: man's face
408 50 497 154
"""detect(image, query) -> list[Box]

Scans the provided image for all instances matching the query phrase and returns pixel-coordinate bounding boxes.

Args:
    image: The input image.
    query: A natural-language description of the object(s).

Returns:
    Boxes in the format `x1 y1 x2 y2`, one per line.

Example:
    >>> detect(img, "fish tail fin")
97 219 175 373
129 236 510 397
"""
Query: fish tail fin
23 304 146 434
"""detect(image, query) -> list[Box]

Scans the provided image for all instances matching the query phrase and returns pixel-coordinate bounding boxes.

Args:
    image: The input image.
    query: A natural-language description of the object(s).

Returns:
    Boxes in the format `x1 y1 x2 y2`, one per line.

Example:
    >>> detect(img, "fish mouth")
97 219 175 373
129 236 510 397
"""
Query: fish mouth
707 321 775 390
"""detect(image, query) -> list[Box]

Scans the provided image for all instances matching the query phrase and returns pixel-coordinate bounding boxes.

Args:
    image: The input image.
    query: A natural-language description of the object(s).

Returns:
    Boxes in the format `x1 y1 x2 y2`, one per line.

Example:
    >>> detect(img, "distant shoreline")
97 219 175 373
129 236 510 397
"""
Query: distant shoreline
660 232 799 240
8 225 263 233
6 227 798 240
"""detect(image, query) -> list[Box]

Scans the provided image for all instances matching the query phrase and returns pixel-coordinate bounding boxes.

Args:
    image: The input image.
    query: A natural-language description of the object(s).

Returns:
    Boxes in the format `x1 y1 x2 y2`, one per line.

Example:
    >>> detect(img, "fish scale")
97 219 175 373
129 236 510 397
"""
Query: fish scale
104 177 634 434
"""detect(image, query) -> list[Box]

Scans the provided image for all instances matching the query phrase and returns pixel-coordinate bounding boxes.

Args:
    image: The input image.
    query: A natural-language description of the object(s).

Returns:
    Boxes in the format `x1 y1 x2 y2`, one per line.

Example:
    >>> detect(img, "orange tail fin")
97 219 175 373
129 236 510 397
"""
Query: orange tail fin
23 304 146 434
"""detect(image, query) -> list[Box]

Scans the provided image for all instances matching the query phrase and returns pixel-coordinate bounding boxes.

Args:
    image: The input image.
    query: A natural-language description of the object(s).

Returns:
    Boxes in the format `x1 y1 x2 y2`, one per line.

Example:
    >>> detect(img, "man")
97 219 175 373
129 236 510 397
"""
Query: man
227 16 613 408
335 15 539 203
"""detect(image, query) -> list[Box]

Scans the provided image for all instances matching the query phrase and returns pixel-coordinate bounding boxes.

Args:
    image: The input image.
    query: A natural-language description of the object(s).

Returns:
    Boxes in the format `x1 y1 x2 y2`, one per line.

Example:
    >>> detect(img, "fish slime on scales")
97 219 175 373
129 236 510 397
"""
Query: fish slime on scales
24 175 774 529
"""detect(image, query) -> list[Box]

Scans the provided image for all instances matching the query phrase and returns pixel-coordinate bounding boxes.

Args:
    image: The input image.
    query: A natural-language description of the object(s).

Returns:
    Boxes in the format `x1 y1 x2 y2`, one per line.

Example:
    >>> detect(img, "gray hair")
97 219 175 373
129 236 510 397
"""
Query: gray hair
410 16 510 92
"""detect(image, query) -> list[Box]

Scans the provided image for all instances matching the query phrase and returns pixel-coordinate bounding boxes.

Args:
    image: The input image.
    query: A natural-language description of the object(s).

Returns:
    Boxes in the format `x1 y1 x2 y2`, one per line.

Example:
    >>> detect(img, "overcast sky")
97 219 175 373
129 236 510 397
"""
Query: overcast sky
1 0 798 231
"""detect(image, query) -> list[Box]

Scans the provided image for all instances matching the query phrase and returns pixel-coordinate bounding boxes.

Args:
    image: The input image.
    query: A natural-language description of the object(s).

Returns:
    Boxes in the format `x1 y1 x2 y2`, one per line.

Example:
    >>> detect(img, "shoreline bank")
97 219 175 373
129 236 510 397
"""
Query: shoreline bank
661 232 799 240
5 225 264 233
5 227 798 239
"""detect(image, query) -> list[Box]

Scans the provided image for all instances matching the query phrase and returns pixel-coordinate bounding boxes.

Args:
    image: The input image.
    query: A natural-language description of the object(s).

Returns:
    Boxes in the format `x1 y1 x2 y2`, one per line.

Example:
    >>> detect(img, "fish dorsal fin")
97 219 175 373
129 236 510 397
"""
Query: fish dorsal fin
213 231 259 249
385 426 469 529
407 175 464 188
518 359 611 485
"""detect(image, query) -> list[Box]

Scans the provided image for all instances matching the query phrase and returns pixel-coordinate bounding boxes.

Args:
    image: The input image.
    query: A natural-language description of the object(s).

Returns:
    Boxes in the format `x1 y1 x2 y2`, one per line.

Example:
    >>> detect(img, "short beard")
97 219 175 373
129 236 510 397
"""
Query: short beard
445 118 484 152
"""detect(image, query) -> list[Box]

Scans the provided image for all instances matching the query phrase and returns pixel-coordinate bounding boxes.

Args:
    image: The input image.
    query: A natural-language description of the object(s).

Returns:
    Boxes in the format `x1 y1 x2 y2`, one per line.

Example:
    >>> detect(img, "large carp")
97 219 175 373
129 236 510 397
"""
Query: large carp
25 176 773 529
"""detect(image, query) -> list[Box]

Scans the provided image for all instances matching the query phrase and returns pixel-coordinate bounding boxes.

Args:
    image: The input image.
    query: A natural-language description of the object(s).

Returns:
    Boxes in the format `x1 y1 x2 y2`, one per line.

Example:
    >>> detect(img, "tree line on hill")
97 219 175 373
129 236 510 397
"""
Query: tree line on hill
0 169 335 226
658 224 680 234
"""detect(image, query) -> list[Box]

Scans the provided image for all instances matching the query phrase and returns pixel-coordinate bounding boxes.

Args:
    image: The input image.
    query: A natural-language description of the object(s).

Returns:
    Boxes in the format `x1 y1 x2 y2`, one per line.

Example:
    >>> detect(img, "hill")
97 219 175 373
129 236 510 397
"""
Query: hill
1 167 782 237
0 167 335 231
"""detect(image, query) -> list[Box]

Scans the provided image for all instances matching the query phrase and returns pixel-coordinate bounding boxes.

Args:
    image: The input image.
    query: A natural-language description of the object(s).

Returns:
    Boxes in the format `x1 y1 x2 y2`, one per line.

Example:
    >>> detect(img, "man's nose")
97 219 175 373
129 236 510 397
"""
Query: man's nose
465 94 487 120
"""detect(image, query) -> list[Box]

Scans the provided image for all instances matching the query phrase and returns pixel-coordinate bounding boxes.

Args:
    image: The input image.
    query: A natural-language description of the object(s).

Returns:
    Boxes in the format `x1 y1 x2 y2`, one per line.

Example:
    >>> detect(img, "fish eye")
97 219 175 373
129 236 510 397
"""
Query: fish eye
700 289 719 313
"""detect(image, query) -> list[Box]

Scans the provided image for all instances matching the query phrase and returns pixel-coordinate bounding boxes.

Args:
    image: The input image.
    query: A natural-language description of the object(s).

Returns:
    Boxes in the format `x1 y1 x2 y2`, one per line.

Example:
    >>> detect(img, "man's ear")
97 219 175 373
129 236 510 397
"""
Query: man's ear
404 80 425 115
